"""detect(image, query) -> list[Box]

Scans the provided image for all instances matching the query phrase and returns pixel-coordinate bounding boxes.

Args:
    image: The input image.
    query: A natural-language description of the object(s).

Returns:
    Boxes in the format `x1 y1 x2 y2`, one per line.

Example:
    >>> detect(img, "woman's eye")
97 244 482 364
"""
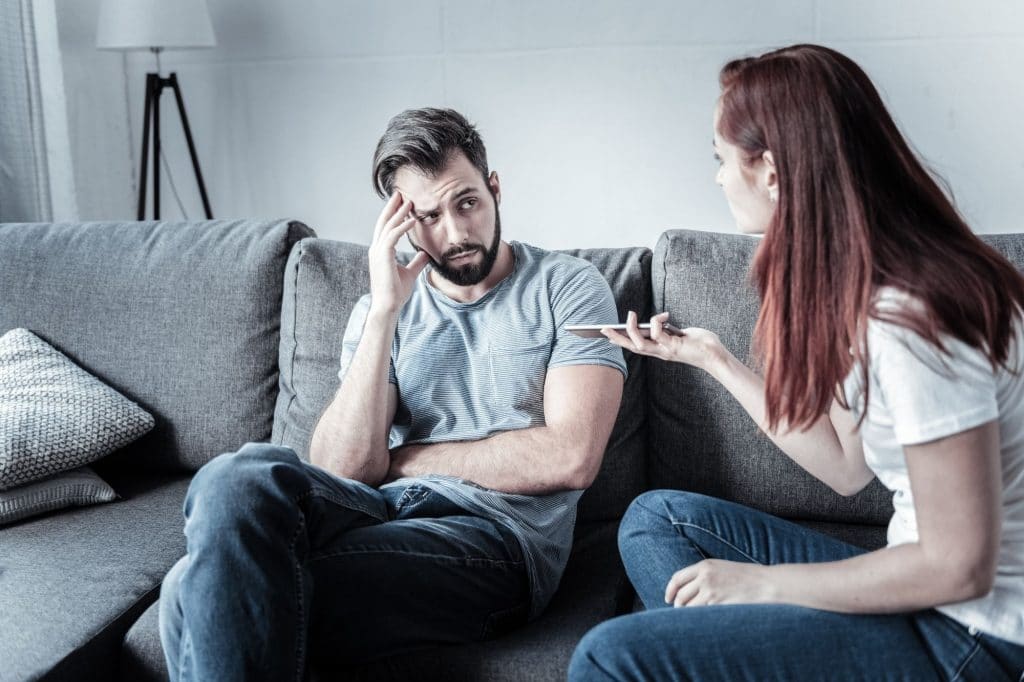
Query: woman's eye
713 153 723 165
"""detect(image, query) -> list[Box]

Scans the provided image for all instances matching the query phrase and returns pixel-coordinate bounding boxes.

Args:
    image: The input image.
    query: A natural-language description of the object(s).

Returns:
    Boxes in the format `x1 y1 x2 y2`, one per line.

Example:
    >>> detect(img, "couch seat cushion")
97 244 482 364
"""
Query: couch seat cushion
0 472 189 681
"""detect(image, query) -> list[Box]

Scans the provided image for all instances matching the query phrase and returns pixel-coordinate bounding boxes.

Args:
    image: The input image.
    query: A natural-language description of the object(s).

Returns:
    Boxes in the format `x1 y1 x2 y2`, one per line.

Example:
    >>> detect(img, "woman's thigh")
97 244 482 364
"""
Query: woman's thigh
619 490 866 609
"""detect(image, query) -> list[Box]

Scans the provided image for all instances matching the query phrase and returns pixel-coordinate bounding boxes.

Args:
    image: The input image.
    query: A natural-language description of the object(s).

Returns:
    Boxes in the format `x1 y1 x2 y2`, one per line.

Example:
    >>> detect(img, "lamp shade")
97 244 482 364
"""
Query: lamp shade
96 0 216 50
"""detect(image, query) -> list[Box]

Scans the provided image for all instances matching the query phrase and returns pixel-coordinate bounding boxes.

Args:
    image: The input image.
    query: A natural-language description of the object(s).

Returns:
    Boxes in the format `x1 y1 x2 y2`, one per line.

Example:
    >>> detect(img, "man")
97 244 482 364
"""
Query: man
158 107 625 680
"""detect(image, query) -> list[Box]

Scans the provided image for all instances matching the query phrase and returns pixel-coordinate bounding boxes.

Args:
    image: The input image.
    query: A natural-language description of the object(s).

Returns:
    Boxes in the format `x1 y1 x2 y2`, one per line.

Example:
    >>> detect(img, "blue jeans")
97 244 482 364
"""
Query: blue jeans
569 490 1024 681
158 443 529 681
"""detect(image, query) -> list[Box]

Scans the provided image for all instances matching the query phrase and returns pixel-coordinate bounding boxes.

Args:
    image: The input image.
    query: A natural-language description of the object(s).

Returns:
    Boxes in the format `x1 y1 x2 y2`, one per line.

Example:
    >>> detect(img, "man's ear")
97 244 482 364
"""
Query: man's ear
488 171 501 205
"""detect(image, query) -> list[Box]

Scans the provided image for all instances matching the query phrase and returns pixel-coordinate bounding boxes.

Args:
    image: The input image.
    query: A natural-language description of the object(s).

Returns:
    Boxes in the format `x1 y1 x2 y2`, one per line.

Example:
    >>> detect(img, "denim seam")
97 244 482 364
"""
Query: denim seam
180 631 191 681
290 502 306 682
950 639 982 682
672 521 765 565
308 548 525 569
292 488 385 523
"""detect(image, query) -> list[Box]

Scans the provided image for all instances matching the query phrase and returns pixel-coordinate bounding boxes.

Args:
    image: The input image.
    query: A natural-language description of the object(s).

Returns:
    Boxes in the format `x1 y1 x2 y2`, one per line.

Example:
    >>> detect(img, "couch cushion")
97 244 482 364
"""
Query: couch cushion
272 240 652 522
0 219 313 473
0 466 117 526
561 248 652 522
0 327 154 491
648 229 893 525
0 471 190 681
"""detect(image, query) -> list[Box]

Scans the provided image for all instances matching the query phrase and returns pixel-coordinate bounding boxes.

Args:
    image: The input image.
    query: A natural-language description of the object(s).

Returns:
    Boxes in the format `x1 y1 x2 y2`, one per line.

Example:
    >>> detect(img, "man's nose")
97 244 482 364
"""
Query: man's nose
443 213 471 244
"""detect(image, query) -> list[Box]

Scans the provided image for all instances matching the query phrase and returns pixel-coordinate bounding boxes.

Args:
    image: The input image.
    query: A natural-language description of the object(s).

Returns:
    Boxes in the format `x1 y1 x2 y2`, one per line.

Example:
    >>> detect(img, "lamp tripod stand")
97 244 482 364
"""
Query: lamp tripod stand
136 69 213 220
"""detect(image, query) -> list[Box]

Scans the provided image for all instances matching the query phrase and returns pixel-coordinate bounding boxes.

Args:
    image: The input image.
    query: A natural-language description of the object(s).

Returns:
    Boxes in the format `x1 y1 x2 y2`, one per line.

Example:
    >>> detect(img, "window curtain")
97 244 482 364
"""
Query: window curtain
0 0 76 222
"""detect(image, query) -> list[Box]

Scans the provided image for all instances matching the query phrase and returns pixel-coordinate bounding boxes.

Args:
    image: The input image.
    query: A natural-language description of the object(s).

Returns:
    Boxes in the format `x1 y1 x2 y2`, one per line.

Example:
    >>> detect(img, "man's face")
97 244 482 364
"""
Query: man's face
393 151 502 286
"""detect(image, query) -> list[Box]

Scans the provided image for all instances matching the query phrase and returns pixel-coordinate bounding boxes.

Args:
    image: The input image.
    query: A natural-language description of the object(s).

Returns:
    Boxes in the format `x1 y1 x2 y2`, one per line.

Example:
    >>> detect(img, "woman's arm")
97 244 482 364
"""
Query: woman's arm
665 420 1002 612
604 311 874 495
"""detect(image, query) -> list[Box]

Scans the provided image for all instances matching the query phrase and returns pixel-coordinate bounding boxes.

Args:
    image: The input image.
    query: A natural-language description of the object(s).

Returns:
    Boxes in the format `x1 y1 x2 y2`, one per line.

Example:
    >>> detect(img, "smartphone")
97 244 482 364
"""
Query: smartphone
565 322 683 338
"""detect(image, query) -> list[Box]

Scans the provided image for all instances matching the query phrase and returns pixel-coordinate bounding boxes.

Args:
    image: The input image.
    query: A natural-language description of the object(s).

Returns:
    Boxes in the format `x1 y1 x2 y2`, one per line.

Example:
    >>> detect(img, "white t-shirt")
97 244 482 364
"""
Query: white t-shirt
843 289 1024 645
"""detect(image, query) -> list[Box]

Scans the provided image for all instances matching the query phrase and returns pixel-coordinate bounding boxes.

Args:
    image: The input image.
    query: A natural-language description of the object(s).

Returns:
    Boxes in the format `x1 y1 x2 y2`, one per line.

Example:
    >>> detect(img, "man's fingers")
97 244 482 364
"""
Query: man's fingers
380 209 417 249
405 250 430 276
373 192 404 241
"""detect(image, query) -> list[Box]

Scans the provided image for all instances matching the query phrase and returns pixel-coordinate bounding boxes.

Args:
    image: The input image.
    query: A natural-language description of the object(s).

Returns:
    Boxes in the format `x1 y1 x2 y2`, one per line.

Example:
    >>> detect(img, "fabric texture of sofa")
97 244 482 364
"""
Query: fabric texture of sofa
5 219 1017 681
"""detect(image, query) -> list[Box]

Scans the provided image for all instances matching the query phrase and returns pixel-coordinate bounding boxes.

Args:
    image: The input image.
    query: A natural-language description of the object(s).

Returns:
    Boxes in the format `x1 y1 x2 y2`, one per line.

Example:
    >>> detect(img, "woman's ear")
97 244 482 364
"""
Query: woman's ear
762 150 779 203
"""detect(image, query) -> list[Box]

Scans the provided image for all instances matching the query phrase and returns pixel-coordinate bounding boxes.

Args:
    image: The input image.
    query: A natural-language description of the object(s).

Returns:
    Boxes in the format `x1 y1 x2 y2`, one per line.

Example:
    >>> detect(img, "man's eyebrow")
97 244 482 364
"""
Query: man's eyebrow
414 187 479 217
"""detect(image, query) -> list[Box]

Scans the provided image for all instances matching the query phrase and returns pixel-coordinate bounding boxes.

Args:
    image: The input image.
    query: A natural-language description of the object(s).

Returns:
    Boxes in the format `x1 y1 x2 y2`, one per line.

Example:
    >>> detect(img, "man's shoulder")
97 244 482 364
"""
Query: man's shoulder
514 241 602 282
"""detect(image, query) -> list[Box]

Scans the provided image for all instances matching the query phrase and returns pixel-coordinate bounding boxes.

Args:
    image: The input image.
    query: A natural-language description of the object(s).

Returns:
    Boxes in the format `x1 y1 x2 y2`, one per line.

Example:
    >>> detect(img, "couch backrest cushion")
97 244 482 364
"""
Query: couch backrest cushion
0 220 313 473
273 240 652 522
648 229 892 525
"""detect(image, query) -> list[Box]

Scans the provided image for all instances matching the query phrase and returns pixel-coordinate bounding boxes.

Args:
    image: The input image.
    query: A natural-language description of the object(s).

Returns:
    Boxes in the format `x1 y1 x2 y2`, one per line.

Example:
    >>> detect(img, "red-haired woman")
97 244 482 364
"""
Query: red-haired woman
570 44 1024 680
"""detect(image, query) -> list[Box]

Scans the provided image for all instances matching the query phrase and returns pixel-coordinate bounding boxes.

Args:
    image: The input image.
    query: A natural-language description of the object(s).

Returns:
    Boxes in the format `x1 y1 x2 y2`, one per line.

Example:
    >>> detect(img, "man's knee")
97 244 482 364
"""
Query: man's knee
184 443 306 530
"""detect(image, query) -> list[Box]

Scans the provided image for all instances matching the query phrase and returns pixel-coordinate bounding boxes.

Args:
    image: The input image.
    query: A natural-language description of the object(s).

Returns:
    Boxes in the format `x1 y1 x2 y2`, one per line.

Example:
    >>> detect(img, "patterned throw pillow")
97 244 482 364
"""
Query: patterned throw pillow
0 328 155 491
0 466 117 526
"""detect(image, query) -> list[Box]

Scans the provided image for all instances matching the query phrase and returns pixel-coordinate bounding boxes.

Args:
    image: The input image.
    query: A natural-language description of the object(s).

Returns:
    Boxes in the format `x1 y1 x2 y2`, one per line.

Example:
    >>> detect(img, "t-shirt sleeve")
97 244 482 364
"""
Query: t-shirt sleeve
869 321 998 445
548 262 627 377
337 294 398 385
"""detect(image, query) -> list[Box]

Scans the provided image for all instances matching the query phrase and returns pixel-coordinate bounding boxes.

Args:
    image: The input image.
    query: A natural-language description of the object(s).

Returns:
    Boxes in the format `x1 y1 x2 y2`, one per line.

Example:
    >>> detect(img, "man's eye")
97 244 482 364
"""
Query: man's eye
459 198 477 210
419 214 438 225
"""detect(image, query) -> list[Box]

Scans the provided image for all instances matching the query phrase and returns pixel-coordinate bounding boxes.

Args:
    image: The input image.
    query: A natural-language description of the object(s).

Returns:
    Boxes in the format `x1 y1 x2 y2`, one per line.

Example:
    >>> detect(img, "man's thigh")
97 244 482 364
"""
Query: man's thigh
307 486 530 667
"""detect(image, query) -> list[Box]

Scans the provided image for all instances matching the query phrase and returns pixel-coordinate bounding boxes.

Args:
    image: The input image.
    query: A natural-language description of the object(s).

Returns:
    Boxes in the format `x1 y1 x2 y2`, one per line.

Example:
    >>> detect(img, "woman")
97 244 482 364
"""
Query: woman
569 44 1024 680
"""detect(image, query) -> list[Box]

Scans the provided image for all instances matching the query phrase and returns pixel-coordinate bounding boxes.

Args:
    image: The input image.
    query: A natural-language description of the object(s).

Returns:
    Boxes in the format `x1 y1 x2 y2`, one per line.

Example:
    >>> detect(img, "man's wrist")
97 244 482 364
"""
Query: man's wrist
365 305 400 328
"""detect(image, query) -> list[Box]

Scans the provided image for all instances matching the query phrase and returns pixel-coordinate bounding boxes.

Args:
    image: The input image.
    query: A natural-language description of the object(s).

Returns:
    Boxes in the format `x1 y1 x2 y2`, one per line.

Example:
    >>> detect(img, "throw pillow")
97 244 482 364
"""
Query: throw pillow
0 466 117 526
0 328 155 490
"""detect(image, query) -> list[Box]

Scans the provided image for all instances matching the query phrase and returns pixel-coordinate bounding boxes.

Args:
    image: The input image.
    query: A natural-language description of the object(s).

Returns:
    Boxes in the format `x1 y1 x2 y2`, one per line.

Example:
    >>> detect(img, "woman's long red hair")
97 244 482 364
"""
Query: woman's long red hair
718 44 1024 430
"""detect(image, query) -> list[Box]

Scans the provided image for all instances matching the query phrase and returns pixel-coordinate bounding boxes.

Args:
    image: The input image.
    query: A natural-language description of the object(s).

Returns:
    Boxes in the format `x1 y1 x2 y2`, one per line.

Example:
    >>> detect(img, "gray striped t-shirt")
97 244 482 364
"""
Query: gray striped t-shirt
339 241 626 617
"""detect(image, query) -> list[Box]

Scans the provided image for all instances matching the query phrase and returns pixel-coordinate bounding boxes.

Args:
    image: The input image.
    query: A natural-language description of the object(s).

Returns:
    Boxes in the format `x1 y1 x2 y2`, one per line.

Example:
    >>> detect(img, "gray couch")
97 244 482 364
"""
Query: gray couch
7 219 1015 680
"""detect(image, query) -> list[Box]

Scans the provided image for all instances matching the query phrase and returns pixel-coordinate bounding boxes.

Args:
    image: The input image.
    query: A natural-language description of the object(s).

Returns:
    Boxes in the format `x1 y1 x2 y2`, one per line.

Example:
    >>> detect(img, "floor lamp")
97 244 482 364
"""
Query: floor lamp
96 0 216 221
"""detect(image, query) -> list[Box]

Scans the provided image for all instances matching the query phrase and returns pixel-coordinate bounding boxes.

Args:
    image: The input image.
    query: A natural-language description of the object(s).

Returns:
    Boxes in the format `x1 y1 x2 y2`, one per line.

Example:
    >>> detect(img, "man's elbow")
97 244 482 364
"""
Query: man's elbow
561 447 604 490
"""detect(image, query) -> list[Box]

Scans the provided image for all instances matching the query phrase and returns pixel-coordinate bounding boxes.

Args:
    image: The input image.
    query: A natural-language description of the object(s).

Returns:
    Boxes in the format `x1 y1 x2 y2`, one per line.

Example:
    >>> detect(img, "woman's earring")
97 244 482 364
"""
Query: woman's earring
769 189 778 203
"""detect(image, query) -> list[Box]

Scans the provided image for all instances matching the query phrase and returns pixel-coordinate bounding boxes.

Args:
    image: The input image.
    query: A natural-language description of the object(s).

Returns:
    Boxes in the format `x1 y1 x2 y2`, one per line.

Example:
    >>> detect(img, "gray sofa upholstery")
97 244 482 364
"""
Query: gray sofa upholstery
6 219 1017 680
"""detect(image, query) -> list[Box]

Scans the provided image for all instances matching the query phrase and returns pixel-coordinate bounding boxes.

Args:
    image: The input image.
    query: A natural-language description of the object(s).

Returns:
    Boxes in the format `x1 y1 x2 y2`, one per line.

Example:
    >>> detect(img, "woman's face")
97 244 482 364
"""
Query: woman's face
713 110 777 235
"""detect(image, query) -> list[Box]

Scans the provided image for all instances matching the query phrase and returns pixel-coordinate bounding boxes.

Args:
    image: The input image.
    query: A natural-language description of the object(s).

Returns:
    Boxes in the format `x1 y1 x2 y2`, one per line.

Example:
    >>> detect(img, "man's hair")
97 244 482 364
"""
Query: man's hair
372 108 489 198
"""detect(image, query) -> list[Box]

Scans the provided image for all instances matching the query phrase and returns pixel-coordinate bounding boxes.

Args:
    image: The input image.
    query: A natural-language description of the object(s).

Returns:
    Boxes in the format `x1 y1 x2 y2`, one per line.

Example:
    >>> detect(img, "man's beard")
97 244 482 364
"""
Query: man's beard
422 207 502 286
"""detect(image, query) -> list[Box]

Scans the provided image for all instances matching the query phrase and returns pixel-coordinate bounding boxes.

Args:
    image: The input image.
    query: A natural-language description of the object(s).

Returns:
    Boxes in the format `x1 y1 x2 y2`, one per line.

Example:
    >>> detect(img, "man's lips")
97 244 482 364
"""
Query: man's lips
444 248 480 263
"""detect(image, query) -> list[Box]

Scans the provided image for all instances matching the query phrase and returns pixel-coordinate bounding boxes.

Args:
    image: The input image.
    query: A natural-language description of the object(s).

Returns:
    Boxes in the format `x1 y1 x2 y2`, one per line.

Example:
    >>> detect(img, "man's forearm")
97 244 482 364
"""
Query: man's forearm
389 425 599 495
310 309 398 484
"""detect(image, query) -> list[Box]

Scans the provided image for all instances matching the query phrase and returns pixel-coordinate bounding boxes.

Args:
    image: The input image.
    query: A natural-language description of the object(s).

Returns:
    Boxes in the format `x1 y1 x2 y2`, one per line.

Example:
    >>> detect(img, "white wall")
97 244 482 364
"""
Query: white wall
58 0 1024 249
55 0 134 222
